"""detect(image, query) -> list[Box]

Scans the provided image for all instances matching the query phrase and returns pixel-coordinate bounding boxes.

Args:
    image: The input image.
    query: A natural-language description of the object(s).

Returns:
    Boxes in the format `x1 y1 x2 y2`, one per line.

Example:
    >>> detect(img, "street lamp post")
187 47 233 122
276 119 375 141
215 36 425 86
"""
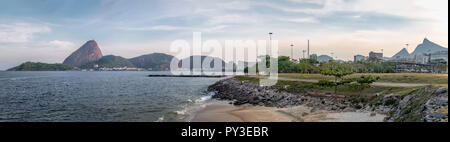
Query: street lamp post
291 43 294 60
269 33 273 41
268 32 273 54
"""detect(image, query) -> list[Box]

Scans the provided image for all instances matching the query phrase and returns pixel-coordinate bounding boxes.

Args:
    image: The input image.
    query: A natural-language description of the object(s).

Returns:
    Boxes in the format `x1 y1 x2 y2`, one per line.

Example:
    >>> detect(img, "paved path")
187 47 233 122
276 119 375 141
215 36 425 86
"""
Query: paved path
276 77 429 87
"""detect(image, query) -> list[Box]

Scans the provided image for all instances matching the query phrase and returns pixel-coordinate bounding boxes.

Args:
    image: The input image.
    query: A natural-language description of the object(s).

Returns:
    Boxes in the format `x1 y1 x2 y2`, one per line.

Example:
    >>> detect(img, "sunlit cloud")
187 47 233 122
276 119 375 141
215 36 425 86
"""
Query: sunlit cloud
118 25 189 31
0 23 51 43
281 17 320 23
0 0 447 70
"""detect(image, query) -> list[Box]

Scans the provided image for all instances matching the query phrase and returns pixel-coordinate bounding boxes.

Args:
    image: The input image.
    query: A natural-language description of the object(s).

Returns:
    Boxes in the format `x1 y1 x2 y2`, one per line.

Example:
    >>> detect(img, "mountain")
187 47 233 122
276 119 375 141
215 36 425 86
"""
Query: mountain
391 48 411 60
411 38 448 56
80 55 135 69
63 40 103 67
128 53 174 71
7 62 77 71
177 56 229 71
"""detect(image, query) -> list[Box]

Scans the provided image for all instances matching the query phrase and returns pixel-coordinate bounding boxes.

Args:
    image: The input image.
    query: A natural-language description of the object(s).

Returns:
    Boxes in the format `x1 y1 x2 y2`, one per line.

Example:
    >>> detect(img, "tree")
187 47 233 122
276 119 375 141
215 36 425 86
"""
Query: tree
318 70 354 94
355 75 380 95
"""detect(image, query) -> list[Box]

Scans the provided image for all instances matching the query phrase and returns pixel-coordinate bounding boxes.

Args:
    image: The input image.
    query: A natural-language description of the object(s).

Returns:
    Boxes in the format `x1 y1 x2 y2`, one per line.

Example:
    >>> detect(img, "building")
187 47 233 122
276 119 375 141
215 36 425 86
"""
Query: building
317 55 333 63
369 52 383 59
354 55 365 62
309 54 318 60
431 51 448 63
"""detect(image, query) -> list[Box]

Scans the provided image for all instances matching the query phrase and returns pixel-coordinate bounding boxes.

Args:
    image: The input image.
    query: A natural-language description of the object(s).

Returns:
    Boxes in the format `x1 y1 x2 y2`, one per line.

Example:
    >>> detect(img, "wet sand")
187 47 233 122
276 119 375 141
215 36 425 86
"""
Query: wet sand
191 101 386 122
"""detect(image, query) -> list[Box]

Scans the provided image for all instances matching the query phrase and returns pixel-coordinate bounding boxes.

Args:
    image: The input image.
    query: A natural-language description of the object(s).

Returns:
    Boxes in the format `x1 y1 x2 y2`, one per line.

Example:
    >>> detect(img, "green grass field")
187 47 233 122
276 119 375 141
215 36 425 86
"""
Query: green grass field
235 76 423 97
235 74 448 118
278 73 448 85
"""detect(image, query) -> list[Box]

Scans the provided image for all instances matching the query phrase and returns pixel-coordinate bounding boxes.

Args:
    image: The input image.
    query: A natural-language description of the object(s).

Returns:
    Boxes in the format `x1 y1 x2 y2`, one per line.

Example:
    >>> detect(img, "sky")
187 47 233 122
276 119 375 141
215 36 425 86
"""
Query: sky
0 0 448 70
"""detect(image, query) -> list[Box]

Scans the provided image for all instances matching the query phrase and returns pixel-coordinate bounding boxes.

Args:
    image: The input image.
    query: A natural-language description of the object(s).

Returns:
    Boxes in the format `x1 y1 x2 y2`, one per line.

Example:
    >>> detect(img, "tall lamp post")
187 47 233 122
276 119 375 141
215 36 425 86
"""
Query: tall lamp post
269 33 273 41
307 40 310 59
268 32 273 56
291 43 294 60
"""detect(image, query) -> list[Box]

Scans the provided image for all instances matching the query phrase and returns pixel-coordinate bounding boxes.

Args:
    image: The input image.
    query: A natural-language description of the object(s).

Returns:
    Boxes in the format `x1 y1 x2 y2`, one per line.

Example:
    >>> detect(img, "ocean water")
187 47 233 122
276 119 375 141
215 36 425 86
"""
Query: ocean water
0 71 223 122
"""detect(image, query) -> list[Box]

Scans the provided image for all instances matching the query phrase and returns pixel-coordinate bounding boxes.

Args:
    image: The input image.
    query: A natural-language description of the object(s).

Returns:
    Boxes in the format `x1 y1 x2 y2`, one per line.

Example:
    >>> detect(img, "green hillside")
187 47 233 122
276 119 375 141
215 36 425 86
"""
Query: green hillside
129 53 174 71
7 62 77 71
81 55 136 69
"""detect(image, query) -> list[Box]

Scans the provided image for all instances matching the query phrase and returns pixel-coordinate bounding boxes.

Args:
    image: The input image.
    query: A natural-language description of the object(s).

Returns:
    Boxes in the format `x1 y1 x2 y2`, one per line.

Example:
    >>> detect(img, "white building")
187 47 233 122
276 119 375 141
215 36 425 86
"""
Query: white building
354 55 365 62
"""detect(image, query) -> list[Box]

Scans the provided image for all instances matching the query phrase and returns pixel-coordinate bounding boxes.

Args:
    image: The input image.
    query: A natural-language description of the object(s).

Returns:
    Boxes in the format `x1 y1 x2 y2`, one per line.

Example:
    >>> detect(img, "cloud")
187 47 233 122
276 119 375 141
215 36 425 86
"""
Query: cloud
117 24 230 33
282 17 320 23
217 0 250 10
201 25 229 33
49 40 76 48
117 25 189 31
0 41 77 70
0 23 51 43
206 14 259 25
287 0 327 5
0 0 447 65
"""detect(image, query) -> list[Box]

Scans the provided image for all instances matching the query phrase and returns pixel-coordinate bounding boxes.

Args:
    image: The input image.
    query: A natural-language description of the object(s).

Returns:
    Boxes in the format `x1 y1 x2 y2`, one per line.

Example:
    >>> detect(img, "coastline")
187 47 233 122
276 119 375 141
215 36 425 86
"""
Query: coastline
186 77 385 122
190 100 386 122
189 77 448 122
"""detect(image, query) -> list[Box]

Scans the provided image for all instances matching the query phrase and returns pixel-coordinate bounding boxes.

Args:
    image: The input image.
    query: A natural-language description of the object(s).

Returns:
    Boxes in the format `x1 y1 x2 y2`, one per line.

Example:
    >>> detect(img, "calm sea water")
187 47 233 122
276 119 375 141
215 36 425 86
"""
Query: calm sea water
0 71 223 122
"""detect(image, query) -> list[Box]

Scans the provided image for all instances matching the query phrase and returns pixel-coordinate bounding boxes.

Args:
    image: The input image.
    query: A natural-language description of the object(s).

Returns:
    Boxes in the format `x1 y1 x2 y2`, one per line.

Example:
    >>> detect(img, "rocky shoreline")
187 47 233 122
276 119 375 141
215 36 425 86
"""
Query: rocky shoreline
208 77 448 122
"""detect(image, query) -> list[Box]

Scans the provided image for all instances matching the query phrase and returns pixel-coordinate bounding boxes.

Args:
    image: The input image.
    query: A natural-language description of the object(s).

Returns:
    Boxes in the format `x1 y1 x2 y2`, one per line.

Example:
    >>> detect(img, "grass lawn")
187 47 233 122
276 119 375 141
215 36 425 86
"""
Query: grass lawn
235 76 421 97
278 73 448 85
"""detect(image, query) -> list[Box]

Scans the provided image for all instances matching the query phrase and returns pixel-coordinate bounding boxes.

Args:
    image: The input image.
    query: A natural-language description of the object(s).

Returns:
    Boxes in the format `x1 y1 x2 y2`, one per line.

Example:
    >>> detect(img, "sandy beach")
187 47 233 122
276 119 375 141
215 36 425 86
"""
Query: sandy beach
190 101 386 122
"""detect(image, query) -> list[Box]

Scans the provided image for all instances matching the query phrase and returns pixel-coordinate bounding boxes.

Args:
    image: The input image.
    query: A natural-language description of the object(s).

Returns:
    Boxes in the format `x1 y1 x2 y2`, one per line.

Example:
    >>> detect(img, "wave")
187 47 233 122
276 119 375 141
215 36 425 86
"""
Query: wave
172 91 217 122
154 116 165 122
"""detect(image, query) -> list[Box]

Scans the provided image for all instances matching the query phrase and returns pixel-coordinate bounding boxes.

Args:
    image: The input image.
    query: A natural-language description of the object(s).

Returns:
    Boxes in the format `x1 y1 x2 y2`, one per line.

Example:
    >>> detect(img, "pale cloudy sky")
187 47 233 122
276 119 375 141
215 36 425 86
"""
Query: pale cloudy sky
0 0 448 70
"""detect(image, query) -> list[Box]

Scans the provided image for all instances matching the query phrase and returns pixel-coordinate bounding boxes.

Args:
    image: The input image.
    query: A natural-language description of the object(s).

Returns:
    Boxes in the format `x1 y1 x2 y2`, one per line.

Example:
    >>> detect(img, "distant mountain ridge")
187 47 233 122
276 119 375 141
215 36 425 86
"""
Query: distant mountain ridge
177 56 233 71
128 53 175 71
9 40 238 71
7 62 77 71
81 55 136 69
63 40 103 67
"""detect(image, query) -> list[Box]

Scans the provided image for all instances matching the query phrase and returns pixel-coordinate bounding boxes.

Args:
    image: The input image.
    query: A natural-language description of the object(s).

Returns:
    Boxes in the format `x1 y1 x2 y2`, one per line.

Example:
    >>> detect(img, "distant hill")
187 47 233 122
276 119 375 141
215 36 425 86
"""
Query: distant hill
177 56 230 71
63 40 103 67
7 62 77 71
128 53 174 71
81 55 135 69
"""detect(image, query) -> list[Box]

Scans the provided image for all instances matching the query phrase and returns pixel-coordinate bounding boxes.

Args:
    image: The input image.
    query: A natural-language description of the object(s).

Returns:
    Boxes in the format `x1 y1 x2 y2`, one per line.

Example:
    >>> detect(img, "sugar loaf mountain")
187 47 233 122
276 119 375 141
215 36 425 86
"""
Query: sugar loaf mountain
8 38 446 71
63 40 103 67
7 40 229 71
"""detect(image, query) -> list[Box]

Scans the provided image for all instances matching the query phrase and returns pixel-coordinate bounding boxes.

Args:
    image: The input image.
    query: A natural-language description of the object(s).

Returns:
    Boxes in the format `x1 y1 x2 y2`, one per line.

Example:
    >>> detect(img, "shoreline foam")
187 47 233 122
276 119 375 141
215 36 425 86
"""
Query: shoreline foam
190 101 386 122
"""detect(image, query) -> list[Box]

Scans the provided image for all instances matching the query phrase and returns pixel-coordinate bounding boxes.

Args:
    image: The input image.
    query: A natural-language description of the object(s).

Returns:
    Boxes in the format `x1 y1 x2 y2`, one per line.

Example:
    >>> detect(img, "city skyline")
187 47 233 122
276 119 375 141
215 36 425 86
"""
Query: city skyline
0 0 448 70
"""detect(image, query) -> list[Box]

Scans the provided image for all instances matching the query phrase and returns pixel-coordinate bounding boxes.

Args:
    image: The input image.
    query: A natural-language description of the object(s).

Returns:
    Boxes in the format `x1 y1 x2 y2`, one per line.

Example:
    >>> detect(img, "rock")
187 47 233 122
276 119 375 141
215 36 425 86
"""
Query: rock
354 104 363 109
434 87 447 95
370 112 377 117
209 78 357 113
343 107 355 112
384 94 393 99
398 94 415 109
302 112 309 117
